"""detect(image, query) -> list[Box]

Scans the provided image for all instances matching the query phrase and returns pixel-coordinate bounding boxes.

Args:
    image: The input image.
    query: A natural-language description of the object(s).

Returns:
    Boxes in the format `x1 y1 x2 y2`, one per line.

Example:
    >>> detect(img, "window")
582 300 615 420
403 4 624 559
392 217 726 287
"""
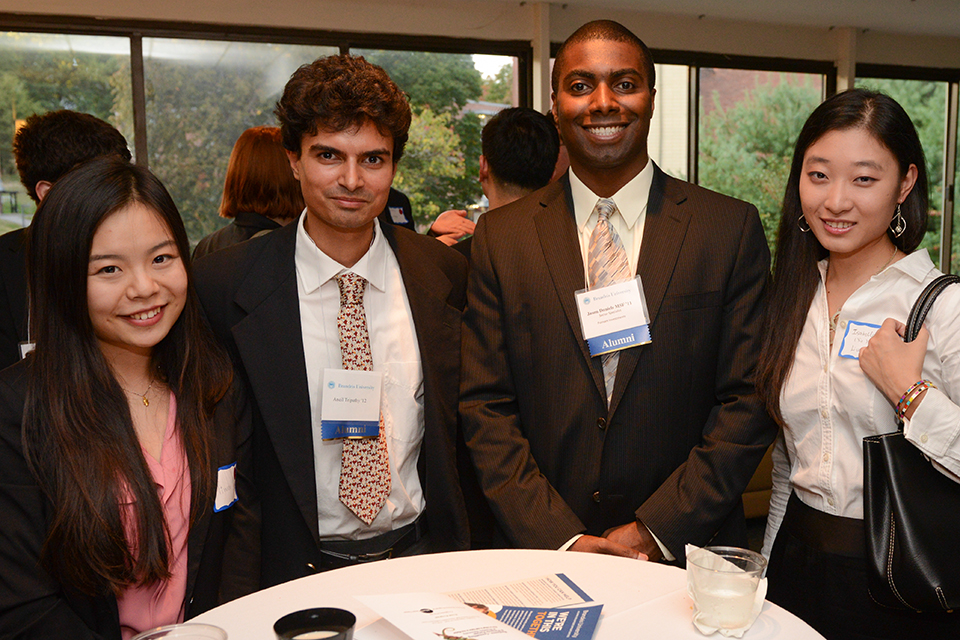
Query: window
0 16 530 242
698 68 824 249
142 38 336 241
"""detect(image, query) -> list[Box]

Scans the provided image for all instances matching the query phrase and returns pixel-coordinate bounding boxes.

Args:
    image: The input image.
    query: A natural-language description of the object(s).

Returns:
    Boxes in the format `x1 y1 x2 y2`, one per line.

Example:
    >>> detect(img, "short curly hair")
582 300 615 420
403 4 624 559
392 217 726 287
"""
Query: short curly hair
275 54 411 163
13 110 131 204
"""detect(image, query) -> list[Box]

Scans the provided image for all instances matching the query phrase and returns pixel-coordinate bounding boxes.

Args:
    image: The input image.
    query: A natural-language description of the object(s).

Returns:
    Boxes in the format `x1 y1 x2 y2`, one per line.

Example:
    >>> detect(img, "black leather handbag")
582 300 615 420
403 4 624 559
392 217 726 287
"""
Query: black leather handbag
863 274 960 612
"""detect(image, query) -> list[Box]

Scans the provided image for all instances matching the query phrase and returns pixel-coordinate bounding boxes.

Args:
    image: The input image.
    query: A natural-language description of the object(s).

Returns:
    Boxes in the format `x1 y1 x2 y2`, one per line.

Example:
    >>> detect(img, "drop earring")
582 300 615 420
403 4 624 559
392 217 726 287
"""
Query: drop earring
890 204 906 238
798 214 810 233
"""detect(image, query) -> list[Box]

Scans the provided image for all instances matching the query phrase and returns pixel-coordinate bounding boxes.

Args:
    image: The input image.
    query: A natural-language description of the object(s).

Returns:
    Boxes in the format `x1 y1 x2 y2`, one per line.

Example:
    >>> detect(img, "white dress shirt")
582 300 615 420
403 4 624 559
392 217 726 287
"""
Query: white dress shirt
570 161 654 284
295 214 425 540
762 249 960 558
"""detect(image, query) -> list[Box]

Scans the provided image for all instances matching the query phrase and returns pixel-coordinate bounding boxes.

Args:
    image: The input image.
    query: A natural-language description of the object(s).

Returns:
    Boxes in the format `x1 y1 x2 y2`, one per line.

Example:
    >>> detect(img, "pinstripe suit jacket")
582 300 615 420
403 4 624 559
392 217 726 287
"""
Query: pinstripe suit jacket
459 166 777 561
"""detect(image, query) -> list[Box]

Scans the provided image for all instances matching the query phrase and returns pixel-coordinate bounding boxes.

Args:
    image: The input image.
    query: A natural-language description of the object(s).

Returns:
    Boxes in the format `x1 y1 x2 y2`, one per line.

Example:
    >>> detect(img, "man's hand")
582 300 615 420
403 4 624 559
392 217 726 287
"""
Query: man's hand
603 521 663 561
569 534 646 559
429 209 476 240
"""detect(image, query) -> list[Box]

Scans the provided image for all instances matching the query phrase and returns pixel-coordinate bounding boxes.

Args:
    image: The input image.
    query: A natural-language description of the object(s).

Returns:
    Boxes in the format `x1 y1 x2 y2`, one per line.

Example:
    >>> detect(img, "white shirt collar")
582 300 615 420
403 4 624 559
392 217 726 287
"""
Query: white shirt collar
817 247 936 286
294 210 388 295
570 160 655 230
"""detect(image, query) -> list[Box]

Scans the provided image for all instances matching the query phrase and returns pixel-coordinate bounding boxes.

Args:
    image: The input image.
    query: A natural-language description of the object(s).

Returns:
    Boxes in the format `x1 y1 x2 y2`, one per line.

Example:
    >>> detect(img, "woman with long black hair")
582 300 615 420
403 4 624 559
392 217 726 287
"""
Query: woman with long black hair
0 156 258 638
757 89 959 639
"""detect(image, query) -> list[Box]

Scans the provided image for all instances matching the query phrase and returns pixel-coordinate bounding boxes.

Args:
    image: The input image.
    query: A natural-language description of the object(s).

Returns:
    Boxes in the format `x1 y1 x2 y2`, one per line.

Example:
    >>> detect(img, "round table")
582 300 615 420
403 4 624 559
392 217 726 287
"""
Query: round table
193 549 823 639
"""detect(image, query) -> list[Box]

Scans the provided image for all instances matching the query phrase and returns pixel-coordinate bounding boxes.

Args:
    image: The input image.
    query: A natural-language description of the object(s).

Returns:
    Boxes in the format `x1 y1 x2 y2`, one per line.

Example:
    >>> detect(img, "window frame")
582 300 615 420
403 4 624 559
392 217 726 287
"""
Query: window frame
0 11 534 167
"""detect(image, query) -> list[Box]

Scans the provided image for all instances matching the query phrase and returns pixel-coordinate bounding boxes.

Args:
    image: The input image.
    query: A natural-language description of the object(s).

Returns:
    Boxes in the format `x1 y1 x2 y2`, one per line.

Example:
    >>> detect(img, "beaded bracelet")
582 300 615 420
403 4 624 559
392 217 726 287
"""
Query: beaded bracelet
896 379 936 421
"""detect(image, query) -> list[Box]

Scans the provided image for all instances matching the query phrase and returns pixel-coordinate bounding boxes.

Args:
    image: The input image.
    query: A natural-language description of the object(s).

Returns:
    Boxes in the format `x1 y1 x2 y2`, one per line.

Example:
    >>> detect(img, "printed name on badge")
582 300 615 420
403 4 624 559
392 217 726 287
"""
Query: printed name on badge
320 368 382 439
838 320 882 360
575 277 652 357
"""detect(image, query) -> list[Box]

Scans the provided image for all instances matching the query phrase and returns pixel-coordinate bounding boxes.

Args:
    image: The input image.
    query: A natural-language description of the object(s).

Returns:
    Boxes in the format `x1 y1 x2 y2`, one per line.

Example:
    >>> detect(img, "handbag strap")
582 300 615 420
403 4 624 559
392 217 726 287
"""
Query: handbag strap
903 274 960 343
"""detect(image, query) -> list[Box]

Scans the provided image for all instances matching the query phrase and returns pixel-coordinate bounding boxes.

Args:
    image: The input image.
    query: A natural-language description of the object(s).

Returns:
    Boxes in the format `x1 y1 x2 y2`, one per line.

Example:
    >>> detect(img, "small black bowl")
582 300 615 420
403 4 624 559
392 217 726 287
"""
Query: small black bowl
273 607 356 640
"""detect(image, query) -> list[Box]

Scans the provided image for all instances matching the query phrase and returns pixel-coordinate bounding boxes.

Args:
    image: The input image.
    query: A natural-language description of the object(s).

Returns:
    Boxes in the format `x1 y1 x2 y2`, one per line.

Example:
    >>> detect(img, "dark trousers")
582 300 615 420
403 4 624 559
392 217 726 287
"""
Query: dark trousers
767 494 959 640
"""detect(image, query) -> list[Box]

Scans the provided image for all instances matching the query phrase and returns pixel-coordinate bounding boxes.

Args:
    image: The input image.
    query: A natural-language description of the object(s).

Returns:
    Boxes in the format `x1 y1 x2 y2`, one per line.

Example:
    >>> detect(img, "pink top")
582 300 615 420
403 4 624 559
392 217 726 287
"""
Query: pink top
117 393 192 639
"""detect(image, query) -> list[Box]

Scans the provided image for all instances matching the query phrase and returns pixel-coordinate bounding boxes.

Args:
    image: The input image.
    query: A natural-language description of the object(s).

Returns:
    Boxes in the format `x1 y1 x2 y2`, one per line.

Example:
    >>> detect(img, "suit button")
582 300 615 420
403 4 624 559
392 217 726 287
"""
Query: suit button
592 491 601 503
597 417 606 430
306 563 318 573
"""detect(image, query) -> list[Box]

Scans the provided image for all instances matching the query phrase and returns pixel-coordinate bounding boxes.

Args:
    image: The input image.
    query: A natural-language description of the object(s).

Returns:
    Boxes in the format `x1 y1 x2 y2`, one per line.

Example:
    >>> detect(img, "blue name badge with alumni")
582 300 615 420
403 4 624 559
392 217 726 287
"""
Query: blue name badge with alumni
320 368 382 439
575 276 652 357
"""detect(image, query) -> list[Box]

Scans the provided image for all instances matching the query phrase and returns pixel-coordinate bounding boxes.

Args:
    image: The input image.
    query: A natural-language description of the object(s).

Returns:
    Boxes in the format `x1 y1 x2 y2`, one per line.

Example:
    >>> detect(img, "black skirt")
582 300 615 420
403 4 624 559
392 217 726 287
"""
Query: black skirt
766 493 959 640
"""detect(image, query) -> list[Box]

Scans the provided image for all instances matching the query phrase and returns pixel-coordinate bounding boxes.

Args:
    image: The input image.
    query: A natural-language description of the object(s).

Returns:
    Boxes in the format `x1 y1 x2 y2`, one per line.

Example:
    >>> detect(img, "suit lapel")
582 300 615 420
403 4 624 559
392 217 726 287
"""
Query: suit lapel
382 225 460 476
382 224 458 354
185 470 213 608
534 179 607 400
231 224 320 542
609 166 692 414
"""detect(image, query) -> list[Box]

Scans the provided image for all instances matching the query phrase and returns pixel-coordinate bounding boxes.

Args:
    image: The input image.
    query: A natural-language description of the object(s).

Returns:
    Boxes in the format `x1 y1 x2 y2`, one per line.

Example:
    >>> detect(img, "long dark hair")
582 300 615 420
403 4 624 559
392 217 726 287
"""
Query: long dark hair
756 88 928 425
23 157 233 596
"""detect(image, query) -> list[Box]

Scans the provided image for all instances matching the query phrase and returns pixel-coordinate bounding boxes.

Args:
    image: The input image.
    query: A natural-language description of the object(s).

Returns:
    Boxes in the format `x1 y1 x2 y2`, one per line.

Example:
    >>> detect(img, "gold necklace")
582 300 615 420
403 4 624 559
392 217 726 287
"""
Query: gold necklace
876 244 900 275
122 377 155 407
827 244 900 345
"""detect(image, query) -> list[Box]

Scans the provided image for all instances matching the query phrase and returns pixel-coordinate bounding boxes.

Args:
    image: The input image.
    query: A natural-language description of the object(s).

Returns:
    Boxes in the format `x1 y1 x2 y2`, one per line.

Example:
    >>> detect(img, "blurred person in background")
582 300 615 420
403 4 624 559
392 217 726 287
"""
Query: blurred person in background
193 126 304 260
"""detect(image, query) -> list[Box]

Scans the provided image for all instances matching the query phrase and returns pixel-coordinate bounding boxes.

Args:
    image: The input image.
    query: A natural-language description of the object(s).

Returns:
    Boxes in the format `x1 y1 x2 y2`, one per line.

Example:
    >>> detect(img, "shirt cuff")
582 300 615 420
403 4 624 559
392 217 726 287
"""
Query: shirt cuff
559 534 584 551
648 527 675 562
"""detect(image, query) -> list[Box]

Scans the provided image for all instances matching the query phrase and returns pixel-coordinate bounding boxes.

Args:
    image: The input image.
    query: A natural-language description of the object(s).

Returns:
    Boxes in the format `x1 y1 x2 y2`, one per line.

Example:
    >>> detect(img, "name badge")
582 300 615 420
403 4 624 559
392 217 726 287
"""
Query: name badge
320 368 382 439
19 342 35 359
388 206 410 225
838 320 881 359
214 462 238 512
575 277 651 357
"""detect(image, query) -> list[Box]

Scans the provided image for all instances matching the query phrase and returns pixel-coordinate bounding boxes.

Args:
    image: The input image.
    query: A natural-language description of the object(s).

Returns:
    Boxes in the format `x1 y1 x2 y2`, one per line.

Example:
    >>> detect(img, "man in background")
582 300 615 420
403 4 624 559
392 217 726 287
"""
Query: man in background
0 110 131 369
479 107 560 211
443 107 562 259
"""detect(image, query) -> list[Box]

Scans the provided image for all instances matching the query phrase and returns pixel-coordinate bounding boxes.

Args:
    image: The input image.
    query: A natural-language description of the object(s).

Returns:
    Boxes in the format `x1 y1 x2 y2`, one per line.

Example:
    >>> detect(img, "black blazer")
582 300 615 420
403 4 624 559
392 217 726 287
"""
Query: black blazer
0 359 259 639
192 211 282 261
194 218 470 588
459 167 777 560
0 228 27 371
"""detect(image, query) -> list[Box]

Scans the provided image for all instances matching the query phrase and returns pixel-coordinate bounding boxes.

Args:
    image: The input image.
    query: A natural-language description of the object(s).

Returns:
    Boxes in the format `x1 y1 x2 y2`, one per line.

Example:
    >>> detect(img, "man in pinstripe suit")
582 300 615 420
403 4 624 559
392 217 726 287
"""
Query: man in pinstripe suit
459 20 776 563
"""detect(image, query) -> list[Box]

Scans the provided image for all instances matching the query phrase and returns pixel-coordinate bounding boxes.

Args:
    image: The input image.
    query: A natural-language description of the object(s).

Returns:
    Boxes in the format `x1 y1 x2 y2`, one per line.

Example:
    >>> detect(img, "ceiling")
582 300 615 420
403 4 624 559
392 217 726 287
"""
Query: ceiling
547 0 960 39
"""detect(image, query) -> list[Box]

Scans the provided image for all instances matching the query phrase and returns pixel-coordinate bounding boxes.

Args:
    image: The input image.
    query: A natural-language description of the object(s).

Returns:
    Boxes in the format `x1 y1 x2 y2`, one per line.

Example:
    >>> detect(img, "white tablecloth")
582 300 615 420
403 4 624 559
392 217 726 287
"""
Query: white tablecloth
194 549 823 639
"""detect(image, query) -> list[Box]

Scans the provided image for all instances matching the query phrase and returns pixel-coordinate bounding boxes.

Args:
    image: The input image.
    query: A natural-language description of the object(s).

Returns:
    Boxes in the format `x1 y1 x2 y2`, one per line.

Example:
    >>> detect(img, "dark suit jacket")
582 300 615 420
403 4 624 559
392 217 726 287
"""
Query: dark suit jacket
193 218 470 588
378 187 416 231
459 167 776 561
192 211 282 261
0 228 27 371
0 359 259 639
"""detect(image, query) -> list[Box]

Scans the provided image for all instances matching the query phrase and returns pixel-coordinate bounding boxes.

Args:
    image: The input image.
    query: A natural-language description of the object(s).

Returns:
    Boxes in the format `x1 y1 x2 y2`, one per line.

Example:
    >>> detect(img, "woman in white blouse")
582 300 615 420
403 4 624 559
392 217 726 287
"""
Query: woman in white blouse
756 88 960 639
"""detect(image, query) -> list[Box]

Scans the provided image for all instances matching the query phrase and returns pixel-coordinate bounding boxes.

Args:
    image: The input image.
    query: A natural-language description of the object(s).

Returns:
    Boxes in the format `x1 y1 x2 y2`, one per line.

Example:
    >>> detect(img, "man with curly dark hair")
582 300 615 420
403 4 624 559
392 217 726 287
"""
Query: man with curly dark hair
0 110 131 370
194 54 471 587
